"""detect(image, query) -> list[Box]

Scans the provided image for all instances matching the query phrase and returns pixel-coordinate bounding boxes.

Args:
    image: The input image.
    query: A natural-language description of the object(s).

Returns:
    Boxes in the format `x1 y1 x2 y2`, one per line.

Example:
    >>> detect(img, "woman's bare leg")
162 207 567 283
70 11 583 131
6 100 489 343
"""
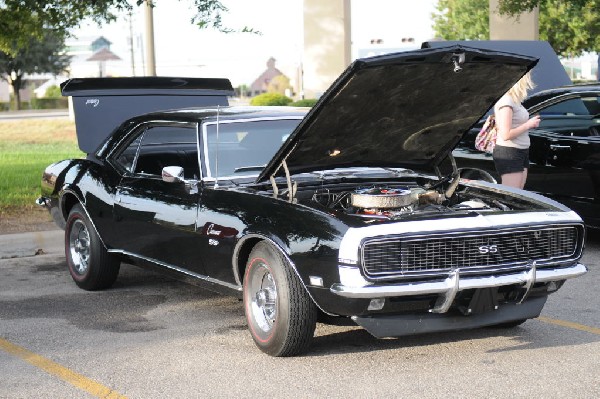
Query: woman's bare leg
501 171 526 188
520 168 528 189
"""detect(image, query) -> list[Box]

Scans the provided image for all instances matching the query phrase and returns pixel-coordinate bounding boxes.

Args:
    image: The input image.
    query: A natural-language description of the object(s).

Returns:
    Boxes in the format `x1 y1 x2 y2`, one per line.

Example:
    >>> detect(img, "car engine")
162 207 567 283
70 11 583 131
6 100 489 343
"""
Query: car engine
310 181 512 220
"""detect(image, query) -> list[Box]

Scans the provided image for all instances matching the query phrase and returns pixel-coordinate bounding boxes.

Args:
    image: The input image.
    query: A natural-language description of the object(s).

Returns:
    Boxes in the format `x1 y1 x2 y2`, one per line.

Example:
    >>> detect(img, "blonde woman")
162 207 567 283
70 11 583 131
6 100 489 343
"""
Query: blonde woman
493 72 541 189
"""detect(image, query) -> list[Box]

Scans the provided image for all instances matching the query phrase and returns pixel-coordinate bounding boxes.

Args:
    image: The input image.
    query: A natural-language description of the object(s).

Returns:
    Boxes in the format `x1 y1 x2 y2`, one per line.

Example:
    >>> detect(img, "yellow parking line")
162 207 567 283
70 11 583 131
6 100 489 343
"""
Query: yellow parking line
0 337 127 399
538 316 600 335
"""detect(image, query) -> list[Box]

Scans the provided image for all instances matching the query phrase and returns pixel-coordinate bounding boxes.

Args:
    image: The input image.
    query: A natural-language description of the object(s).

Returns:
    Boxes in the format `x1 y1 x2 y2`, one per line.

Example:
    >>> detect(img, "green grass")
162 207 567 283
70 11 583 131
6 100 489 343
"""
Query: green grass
0 119 83 214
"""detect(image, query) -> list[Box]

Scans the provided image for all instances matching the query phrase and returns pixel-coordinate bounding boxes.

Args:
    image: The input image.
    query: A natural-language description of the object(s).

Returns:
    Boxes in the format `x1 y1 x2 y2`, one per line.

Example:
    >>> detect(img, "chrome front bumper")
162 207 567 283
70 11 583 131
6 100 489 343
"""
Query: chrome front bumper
330 263 587 313
36 196 49 208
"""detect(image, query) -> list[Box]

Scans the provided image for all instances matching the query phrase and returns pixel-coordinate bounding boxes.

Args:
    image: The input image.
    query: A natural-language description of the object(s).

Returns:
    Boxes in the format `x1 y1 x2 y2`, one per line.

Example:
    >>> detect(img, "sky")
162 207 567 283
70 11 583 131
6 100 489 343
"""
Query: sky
70 0 438 86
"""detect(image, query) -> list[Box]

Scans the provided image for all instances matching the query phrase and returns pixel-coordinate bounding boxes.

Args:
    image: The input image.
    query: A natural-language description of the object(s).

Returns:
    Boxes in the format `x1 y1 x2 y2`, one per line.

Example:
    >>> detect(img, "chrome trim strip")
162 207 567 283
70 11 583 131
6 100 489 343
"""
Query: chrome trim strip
330 263 587 300
108 249 242 292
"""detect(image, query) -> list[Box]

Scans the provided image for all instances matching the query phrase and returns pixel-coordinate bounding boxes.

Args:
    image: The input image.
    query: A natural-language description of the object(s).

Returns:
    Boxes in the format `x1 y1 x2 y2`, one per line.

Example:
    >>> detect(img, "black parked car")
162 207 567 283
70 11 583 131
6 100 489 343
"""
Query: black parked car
454 83 600 228
38 46 587 356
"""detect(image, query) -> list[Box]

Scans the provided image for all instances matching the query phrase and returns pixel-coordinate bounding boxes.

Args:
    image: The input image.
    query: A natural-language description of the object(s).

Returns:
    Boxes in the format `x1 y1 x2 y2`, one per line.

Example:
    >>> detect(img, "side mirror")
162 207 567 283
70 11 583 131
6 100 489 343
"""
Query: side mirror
162 166 184 183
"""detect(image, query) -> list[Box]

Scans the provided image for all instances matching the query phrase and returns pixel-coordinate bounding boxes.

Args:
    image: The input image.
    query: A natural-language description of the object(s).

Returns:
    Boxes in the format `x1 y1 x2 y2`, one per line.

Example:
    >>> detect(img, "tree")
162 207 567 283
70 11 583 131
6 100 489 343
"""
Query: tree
496 0 593 15
0 31 71 110
267 75 292 96
539 1 600 56
432 0 490 41
432 0 600 57
0 0 257 56
44 85 62 98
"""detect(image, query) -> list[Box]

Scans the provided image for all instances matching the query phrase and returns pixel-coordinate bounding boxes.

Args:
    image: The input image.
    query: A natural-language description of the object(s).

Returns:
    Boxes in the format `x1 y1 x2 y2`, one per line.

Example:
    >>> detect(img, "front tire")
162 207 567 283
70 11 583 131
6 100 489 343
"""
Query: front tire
243 242 317 356
65 204 120 290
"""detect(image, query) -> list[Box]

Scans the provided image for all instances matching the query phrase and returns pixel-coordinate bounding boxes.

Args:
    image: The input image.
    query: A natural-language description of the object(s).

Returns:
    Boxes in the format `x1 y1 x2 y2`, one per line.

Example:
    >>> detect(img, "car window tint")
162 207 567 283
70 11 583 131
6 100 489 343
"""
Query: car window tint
114 135 143 173
538 97 590 116
536 95 600 137
134 125 199 179
204 119 301 178
582 95 600 115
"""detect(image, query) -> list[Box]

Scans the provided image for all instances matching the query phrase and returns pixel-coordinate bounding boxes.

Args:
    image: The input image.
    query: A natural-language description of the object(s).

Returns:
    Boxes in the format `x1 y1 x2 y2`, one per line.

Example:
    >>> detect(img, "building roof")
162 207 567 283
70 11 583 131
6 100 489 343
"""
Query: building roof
86 48 122 62
250 57 287 92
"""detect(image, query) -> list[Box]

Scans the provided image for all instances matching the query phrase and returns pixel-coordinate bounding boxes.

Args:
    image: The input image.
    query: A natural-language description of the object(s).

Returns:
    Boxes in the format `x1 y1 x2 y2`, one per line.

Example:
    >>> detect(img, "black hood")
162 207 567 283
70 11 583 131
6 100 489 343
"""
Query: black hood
257 45 538 182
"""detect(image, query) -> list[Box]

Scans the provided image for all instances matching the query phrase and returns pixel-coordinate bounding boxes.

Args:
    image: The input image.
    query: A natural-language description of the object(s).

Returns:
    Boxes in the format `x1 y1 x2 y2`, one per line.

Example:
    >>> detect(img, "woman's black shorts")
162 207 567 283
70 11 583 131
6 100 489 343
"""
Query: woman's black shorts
492 145 529 175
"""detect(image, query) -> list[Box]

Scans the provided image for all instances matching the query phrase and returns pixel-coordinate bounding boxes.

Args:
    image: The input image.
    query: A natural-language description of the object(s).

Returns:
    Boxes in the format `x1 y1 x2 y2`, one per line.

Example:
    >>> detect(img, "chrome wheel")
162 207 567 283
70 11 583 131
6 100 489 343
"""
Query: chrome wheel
65 204 120 290
68 219 90 275
247 263 278 334
244 242 317 356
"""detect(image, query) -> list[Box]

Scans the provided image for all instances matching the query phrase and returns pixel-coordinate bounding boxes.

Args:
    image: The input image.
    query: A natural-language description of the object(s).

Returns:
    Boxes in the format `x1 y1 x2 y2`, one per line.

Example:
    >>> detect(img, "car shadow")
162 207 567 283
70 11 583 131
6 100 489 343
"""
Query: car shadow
306 318 600 357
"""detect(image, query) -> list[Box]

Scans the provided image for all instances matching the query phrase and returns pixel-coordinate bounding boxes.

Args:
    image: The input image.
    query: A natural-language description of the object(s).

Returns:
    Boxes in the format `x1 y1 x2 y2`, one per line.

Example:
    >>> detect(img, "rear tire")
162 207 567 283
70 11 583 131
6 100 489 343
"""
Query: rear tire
65 204 120 290
243 242 317 356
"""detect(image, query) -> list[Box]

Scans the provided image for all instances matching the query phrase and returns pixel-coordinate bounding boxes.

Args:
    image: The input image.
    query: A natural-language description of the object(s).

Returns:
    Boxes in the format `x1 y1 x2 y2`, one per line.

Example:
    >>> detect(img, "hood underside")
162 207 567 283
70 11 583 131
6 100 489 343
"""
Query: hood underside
258 45 538 182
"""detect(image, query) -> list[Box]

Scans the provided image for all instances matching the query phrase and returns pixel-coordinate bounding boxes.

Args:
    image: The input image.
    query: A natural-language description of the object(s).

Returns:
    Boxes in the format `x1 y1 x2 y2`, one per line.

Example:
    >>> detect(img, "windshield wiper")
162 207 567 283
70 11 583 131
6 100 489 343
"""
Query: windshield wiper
233 165 266 173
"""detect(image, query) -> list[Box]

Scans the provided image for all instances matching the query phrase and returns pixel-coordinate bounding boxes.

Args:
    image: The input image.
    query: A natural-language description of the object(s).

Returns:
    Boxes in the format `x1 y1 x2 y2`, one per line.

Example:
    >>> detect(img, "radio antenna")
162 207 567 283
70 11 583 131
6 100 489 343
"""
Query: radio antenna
214 105 220 189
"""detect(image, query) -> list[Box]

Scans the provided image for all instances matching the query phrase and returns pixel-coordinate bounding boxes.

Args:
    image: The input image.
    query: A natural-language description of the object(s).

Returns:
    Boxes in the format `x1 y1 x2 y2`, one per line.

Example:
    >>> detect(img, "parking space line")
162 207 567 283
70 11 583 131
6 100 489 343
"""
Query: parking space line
0 337 127 399
538 316 600 335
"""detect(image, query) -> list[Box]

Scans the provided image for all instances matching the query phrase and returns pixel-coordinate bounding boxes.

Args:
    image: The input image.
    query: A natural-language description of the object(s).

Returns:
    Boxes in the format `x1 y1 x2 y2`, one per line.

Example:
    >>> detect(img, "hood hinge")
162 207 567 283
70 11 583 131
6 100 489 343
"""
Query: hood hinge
269 159 297 203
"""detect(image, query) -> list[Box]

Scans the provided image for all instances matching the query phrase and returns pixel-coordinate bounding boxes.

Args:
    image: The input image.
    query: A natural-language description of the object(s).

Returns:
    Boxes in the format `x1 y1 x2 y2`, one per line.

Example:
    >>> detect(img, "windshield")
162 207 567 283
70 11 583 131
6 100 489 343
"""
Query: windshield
203 118 301 178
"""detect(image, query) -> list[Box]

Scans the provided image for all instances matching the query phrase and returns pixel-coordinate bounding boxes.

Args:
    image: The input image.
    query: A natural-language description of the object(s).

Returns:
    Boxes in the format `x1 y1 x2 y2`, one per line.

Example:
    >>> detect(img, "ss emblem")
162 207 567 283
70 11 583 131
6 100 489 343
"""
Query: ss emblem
478 244 498 254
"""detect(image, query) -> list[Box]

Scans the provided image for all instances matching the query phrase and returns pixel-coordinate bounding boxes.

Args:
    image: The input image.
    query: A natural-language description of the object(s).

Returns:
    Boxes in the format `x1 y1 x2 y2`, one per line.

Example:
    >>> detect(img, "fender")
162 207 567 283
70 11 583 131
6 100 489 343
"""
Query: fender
232 233 335 316
59 187 108 250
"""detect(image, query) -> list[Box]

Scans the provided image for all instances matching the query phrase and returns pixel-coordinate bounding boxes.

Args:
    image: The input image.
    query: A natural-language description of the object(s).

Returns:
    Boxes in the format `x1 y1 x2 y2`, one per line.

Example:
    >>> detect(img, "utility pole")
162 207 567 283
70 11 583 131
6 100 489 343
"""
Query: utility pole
144 0 157 76
128 11 136 76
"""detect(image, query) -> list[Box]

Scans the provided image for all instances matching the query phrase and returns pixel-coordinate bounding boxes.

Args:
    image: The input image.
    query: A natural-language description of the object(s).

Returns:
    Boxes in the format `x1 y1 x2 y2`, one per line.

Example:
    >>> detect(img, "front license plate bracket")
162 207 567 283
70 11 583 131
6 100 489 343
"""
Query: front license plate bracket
459 287 499 315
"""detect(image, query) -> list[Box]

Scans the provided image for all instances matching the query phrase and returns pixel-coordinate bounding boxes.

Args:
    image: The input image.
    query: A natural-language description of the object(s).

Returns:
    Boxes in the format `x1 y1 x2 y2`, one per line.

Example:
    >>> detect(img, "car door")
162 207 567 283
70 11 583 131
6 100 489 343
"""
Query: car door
526 95 600 220
109 121 206 274
528 127 600 216
195 117 302 283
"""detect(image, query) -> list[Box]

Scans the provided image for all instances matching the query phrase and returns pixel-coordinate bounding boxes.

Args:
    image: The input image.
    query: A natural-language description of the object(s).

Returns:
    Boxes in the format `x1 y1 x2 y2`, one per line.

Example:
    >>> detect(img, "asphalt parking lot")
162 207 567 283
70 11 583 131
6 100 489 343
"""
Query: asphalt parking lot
1 230 599 398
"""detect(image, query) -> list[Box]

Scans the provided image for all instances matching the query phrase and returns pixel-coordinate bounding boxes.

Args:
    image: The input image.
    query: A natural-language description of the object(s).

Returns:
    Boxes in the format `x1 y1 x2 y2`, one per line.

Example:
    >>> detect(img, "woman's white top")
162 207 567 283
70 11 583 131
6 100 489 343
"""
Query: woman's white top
494 94 530 149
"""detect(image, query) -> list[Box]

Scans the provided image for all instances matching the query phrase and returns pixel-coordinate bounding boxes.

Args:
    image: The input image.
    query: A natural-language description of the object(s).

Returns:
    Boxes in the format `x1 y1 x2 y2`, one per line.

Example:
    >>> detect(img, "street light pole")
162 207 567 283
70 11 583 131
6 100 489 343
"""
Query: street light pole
128 11 136 76
144 0 157 76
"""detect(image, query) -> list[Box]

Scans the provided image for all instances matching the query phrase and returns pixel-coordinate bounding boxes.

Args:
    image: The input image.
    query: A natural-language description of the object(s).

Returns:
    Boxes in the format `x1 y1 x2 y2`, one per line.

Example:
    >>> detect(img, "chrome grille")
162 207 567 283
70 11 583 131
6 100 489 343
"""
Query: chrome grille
361 226 581 279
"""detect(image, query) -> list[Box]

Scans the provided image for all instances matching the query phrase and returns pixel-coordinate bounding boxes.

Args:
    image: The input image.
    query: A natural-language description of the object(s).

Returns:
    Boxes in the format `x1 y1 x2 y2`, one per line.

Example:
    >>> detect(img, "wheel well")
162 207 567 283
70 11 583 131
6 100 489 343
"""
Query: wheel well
236 237 262 284
61 193 81 220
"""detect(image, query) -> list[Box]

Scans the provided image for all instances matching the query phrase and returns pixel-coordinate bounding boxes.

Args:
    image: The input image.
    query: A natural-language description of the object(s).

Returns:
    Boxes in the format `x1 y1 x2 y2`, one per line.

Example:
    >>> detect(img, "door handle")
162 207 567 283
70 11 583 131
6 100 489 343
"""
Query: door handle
549 144 571 151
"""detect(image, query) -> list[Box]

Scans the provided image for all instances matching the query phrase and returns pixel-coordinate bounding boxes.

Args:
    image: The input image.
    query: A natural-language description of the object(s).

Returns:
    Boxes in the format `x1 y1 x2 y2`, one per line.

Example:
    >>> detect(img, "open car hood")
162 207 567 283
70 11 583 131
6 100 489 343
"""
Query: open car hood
257 45 537 182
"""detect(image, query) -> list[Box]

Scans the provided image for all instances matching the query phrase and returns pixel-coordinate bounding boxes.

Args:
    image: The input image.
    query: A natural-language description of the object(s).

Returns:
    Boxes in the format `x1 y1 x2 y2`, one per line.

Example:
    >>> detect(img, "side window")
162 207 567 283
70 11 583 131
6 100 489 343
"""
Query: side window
582 95 600 116
134 125 199 179
111 124 199 179
539 97 590 116
114 135 143 173
537 95 600 137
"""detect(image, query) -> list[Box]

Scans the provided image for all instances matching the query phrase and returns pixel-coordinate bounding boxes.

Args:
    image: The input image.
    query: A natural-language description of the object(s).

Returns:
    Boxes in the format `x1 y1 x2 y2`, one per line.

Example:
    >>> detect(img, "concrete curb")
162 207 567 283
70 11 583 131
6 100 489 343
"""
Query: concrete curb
0 230 64 259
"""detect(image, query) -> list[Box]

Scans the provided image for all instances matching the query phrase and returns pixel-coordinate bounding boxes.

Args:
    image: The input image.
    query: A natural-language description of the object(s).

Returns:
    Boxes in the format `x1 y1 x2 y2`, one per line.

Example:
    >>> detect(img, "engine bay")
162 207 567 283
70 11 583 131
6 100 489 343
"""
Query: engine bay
309 180 516 220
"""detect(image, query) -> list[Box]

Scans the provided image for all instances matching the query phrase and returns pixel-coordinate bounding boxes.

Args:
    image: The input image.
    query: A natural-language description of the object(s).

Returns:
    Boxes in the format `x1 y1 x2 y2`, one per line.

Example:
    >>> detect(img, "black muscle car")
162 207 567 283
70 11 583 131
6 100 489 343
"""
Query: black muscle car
454 83 600 228
38 46 587 356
